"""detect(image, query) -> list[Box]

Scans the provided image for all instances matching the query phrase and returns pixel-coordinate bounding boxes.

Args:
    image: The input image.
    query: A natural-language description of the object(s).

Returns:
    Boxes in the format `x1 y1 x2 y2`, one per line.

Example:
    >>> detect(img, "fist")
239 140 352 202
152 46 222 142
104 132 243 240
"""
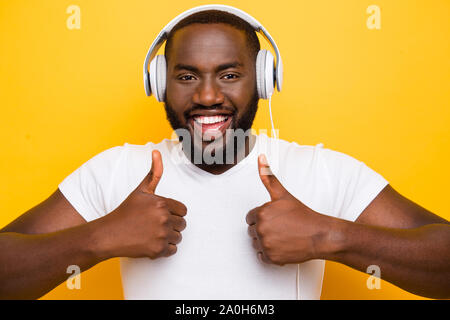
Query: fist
101 150 187 259
246 154 329 266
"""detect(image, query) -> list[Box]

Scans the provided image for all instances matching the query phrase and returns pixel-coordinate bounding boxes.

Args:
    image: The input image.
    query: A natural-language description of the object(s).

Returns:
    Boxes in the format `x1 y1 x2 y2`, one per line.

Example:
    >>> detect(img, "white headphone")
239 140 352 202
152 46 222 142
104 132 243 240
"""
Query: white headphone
143 4 283 102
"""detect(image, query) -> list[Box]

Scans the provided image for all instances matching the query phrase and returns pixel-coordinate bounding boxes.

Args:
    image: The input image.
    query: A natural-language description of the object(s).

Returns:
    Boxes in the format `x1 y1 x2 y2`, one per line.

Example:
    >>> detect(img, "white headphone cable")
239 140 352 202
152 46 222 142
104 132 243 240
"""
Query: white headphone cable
268 95 277 139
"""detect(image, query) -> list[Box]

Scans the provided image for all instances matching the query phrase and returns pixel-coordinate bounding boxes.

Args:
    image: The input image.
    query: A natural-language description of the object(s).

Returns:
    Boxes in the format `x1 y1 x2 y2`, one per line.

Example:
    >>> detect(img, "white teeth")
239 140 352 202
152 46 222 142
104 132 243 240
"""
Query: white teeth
194 115 228 124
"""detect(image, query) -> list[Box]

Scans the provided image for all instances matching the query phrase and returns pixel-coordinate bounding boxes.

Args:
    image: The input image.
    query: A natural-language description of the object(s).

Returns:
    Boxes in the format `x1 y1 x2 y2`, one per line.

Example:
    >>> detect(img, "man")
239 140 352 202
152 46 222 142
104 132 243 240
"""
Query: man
0 9 449 300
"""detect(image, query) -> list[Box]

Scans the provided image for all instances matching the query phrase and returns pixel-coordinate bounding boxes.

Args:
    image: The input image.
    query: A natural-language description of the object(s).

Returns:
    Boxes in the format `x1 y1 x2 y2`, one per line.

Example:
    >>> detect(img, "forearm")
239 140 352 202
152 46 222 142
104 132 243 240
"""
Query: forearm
0 219 112 299
318 219 450 299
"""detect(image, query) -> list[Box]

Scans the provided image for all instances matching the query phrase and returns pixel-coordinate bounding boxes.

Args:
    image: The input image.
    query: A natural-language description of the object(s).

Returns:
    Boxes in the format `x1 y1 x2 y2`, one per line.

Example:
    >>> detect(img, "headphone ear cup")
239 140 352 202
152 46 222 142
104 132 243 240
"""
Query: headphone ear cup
256 50 266 99
256 50 275 99
263 50 275 99
149 55 167 102
156 55 167 102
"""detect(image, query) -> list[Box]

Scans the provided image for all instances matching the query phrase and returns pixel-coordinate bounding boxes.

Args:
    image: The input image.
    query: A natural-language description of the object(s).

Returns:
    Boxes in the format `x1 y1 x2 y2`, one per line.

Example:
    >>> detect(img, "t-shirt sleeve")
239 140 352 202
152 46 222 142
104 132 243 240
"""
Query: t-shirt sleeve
321 148 389 222
58 146 125 222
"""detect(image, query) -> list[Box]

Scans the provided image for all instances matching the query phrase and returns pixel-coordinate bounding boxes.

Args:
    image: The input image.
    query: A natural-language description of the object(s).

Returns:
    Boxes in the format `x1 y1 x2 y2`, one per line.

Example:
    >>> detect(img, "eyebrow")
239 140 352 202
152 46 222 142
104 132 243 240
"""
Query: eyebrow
174 62 243 73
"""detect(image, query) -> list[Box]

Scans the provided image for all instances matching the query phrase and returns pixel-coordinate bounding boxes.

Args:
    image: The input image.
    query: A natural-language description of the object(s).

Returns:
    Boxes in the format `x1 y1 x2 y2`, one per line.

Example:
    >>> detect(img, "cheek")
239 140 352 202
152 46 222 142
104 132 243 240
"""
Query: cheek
165 81 192 109
225 77 257 110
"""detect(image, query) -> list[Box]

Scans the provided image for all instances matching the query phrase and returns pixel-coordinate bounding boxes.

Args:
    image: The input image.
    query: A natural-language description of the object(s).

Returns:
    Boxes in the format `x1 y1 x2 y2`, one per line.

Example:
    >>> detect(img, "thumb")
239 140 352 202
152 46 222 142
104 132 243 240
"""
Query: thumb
141 149 163 194
258 154 288 201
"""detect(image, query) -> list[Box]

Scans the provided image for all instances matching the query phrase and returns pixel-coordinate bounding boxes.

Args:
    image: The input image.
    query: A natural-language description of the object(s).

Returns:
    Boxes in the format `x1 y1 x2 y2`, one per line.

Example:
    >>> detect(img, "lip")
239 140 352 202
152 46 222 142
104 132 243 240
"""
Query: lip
189 115 234 141
189 109 234 118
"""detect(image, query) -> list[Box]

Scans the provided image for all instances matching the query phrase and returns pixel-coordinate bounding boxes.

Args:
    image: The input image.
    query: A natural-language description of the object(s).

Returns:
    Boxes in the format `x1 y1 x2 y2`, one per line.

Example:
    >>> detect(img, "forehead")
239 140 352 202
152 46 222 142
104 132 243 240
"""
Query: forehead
167 23 252 69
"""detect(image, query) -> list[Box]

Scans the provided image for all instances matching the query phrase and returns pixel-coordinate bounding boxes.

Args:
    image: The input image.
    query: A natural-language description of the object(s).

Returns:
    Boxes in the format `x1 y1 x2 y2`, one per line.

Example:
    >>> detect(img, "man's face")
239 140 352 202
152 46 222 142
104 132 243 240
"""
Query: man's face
164 23 258 161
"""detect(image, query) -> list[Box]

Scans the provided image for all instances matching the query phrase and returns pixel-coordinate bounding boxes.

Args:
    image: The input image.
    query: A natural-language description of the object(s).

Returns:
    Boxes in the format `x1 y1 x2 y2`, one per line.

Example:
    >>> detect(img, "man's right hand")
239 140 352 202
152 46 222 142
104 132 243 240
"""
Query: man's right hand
99 149 187 259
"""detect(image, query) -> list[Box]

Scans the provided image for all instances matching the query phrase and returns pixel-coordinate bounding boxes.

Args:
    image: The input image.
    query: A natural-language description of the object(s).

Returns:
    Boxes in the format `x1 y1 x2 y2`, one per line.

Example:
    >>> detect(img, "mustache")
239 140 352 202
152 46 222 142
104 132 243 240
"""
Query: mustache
183 105 236 119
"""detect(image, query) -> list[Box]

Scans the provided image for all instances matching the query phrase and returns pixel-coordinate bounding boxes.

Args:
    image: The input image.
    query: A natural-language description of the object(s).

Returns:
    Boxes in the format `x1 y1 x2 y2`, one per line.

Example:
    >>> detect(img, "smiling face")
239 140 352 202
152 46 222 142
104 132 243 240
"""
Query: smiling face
164 23 259 167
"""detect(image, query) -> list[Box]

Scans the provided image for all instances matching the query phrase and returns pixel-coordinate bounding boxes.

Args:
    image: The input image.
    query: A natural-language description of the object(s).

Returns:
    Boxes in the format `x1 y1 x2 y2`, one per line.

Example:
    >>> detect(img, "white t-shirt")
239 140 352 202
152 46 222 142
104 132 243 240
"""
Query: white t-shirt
58 133 388 300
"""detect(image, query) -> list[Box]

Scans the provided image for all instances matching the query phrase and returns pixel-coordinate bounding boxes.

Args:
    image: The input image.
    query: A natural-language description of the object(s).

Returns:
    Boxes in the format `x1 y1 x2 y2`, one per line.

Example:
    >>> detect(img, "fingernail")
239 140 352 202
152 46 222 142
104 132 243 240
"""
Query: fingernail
259 154 268 165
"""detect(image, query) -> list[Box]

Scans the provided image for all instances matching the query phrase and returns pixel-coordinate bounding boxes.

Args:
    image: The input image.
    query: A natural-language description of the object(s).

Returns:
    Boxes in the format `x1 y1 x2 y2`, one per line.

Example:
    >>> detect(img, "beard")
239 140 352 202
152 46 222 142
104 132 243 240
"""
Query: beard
163 91 259 165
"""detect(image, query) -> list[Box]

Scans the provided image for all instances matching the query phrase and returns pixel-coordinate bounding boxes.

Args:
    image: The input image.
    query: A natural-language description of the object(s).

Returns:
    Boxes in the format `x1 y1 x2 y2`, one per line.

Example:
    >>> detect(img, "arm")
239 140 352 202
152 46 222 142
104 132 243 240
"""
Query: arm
247 155 450 299
0 189 109 299
321 185 450 299
0 205 109 299
0 151 186 299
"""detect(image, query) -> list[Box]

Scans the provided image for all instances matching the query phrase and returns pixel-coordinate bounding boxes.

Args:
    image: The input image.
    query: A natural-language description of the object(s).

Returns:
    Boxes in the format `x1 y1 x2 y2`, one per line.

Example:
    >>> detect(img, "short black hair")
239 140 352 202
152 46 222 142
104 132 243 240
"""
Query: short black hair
164 10 260 63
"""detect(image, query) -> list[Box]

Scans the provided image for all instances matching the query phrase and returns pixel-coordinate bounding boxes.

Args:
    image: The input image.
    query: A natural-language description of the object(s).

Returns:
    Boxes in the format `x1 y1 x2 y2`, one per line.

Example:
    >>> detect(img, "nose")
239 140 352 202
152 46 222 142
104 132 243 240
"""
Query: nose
192 77 225 107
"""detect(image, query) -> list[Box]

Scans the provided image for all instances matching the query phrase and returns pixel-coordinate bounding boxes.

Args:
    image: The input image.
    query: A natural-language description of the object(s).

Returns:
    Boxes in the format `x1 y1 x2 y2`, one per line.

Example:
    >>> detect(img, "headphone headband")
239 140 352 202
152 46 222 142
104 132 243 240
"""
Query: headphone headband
143 4 283 96
164 5 261 32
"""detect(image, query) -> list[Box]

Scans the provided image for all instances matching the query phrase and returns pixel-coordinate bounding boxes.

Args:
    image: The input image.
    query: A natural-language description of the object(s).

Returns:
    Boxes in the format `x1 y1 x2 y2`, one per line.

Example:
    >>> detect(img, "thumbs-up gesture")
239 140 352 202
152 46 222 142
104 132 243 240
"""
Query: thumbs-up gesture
99 150 187 259
246 154 330 266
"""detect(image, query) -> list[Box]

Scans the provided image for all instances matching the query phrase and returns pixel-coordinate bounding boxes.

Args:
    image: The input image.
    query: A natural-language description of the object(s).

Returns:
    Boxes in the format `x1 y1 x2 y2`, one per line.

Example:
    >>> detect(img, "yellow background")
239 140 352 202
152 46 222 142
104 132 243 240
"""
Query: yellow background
0 0 449 299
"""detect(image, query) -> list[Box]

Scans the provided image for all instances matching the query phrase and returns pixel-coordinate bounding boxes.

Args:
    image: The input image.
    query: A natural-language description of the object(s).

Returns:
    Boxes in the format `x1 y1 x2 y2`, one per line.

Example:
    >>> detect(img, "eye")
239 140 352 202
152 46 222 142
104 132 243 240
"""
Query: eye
178 74 196 81
221 73 239 80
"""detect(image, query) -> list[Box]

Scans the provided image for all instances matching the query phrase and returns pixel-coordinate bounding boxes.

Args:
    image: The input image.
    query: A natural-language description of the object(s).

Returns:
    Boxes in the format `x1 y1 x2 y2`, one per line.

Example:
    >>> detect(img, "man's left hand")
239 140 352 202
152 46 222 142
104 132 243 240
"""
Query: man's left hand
246 154 333 266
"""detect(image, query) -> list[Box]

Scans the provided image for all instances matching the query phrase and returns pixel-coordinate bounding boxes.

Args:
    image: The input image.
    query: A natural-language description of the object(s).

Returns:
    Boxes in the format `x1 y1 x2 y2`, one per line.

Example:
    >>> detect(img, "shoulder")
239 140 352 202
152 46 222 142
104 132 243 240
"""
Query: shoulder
268 136 388 221
261 134 360 179
258 134 320 167
264 135 363 171
118 139 179 169
64 139 177 188
271 136 384 187
93 139 176 164
58 139 178 221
